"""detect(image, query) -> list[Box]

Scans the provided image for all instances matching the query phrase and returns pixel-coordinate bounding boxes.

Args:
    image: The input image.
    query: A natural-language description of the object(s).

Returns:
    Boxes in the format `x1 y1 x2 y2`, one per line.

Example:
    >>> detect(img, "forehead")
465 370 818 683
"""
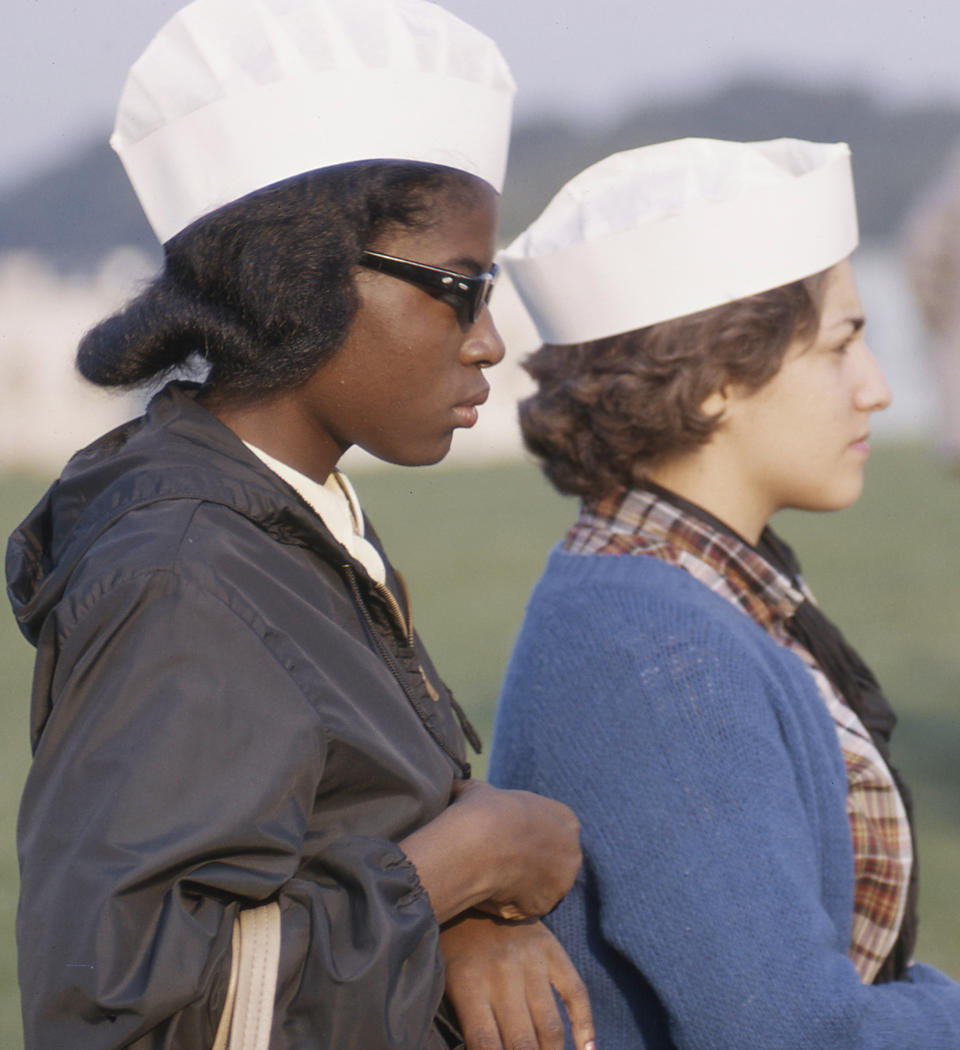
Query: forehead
374 179 500 266
816 260 863 331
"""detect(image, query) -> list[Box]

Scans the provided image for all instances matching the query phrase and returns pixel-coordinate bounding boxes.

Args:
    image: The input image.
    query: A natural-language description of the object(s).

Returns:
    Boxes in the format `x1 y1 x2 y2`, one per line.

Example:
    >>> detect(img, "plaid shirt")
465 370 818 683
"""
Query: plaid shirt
566 486 913 984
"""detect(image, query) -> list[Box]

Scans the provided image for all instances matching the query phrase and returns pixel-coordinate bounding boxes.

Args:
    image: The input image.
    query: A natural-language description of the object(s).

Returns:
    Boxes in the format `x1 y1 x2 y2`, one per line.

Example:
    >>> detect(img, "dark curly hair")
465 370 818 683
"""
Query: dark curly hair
76 160 483 400
520 273 827 499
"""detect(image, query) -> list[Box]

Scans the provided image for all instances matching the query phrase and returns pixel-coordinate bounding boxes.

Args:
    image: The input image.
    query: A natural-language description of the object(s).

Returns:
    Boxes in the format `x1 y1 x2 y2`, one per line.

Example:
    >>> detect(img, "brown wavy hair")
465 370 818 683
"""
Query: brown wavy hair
520 274 827 499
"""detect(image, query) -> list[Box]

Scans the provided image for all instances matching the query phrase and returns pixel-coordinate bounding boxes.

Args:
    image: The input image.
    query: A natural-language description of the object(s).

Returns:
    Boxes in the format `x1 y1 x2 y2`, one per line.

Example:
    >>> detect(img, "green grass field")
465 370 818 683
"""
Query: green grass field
2 443 959 1044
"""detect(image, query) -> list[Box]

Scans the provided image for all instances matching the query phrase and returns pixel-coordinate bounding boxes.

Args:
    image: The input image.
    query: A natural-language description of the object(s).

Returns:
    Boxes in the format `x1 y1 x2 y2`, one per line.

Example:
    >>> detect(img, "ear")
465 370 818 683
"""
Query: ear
700 386 729 420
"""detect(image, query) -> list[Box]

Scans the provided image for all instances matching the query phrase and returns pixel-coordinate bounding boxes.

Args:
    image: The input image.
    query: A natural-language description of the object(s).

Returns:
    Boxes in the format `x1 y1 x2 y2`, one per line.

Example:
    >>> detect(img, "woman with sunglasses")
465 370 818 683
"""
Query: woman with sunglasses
489 139 960 1048
5 2 593 1048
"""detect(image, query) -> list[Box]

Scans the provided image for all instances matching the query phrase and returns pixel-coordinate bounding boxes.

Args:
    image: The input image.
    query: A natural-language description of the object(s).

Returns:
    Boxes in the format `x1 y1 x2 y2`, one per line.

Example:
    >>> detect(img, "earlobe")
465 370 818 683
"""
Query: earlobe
701 387 729 420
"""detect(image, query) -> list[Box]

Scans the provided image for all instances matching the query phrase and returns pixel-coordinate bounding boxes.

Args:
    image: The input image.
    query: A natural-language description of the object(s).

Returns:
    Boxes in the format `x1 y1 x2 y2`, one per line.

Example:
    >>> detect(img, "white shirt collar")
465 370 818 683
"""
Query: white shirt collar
244 442 386 585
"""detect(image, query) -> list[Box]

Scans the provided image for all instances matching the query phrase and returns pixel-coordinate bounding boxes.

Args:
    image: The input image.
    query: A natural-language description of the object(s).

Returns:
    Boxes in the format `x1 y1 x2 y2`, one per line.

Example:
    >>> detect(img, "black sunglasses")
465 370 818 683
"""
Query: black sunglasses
358 250 499 325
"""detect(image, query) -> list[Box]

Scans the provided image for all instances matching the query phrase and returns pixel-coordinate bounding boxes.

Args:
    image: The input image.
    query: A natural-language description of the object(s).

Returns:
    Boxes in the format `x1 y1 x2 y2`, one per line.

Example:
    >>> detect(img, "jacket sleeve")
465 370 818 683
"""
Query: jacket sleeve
489 571 960 1050
17 569 443 1050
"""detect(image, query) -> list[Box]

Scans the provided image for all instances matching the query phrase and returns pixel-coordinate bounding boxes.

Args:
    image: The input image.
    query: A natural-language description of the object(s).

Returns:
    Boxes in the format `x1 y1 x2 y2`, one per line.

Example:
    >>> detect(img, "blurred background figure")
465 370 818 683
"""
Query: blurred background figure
901 142 960 473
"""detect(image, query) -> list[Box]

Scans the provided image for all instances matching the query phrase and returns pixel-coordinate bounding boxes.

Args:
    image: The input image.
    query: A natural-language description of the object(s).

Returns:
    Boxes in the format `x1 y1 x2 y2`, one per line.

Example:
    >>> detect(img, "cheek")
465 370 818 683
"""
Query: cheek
381 307 462 366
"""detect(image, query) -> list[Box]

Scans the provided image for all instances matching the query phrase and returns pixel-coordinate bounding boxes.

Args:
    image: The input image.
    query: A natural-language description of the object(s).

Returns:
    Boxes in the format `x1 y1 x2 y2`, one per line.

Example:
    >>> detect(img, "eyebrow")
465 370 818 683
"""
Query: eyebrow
829 315 865 335
442 256 490 276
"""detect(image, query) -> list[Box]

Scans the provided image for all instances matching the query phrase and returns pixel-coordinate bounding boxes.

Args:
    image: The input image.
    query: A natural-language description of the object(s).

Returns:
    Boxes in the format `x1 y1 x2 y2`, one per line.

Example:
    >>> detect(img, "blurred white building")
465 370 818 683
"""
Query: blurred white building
0 250 149 474
0 243 935 478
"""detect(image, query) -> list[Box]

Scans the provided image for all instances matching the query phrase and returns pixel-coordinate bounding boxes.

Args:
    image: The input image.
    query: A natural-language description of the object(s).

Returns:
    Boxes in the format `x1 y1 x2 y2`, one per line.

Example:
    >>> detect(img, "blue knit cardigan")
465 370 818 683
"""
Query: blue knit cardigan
489 547 960 1049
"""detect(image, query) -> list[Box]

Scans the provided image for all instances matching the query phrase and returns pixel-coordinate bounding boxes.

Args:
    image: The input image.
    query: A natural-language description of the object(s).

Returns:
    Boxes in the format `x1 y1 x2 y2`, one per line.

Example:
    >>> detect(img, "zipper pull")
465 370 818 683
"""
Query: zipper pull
419 667 441 703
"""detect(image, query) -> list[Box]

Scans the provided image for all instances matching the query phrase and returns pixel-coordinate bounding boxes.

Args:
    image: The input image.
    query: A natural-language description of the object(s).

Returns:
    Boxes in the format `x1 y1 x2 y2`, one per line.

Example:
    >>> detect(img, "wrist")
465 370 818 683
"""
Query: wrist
400 802 496 924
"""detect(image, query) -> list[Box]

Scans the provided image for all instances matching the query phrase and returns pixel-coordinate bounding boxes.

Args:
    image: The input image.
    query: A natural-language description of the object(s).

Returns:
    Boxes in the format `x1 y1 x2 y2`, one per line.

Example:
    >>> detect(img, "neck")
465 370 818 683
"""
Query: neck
646 450 772 546
200 390 346 485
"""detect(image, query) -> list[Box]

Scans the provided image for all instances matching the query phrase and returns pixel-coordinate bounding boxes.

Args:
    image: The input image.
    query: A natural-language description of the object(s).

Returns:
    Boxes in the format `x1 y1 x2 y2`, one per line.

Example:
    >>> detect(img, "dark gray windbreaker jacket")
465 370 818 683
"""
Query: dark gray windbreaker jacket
6 382 474 1050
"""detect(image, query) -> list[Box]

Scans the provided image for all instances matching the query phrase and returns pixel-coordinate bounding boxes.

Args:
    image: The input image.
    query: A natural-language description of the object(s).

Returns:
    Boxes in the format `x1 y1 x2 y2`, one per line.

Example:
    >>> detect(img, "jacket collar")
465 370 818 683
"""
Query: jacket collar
6 382 357 644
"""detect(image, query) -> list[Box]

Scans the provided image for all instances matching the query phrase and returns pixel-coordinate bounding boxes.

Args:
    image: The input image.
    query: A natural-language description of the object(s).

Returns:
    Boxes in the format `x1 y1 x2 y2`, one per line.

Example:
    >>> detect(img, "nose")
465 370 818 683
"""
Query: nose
855 342 892 413
460 304 506 369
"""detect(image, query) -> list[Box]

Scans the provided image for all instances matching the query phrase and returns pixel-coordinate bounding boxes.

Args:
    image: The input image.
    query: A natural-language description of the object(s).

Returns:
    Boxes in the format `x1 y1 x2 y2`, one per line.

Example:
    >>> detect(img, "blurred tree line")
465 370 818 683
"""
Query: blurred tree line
2 78 958 271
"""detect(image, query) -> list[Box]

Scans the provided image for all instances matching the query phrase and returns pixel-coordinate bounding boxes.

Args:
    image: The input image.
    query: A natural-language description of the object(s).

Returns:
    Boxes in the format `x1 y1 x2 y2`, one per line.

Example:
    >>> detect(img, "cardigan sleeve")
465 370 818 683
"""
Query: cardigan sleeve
17 570 443 1050
490 557 960 1050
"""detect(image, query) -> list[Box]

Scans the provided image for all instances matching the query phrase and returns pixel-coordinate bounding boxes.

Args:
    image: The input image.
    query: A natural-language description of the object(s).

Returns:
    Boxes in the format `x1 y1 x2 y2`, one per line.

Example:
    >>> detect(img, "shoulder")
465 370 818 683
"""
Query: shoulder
518 547 785 670
531 544 736 610
52 493 345 678
51 425 343 631
494 549 836 782
64 496 284 604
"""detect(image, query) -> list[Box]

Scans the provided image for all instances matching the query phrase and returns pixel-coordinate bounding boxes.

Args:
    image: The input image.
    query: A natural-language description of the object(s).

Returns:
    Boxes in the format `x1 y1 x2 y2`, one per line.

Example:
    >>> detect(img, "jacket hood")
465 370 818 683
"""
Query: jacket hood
6 382 345 646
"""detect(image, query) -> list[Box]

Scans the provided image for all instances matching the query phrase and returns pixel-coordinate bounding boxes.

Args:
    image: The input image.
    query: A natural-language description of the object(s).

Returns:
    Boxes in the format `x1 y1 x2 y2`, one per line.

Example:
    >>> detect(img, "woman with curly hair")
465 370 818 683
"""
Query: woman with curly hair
488 139 960 1048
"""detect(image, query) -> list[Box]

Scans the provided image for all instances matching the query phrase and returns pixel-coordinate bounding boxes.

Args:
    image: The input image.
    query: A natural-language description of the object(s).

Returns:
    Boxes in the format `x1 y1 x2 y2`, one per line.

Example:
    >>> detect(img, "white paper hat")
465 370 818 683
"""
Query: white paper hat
112 0 516 244
500 138 858 345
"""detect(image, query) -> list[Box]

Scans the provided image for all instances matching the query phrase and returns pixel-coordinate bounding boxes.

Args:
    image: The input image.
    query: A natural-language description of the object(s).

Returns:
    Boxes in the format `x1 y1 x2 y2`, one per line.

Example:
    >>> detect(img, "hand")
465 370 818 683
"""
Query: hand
401 779 581 925
449 779 581 921
441 912 596 1050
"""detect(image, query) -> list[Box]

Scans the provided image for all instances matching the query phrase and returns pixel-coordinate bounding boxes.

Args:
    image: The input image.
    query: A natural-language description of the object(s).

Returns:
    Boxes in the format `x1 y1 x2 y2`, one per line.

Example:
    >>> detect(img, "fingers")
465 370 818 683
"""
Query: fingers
522 968 568 1050
474 899 528 922
443 919 542 1050
450 995 512 1050
449 958 562 1050
547 947 595 1050
441 914 596 1050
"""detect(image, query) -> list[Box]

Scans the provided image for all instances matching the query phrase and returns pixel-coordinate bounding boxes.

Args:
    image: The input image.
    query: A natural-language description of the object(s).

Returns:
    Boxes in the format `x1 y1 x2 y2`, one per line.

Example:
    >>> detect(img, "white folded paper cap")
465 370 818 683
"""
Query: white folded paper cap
111 0 516 244
500 138 858 345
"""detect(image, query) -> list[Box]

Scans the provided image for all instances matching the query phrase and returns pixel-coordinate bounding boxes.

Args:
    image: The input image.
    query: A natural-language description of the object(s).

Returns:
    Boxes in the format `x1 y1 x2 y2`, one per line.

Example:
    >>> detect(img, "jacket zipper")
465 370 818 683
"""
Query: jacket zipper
341 564 472 777
372 579 415 647
378 572 482 754
375 574 447 703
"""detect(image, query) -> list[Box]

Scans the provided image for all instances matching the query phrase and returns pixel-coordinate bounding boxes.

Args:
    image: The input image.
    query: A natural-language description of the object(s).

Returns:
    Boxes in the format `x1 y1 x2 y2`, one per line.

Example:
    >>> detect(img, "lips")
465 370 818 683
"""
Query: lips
849 432 871 454
451 384 489 427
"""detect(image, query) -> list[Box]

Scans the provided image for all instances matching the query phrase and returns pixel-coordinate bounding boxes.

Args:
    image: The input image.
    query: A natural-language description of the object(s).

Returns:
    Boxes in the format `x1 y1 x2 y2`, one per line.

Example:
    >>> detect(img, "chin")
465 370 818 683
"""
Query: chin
796 484 865 515
831 476 866 510
372 436 454 468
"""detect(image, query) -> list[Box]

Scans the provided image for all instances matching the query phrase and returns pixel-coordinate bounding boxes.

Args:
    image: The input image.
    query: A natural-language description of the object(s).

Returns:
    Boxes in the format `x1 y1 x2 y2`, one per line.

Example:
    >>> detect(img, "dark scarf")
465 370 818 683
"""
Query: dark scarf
645 482 918 983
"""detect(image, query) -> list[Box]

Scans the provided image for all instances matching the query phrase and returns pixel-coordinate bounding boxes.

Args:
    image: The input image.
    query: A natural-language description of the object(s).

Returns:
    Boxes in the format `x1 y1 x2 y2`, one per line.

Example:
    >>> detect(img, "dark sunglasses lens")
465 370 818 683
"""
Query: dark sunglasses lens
469 285 485 324
470 270 498 323
454 277 483 325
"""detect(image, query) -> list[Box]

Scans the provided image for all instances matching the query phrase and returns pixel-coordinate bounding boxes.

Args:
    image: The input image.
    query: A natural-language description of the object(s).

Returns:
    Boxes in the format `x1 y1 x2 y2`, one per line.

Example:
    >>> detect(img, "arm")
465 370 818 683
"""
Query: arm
490 571 960 1050
401 783 594 1050
19 572 442 1050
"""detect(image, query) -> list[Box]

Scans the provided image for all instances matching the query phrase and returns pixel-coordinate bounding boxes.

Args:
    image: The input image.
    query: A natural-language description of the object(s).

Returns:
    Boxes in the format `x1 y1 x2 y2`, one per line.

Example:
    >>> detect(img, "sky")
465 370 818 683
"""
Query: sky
3 0 960 192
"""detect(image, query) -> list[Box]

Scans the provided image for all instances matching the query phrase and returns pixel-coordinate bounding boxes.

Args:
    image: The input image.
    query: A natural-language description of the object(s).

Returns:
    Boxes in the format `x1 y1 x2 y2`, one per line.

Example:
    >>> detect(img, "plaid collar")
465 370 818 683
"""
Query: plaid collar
565 485 804 628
